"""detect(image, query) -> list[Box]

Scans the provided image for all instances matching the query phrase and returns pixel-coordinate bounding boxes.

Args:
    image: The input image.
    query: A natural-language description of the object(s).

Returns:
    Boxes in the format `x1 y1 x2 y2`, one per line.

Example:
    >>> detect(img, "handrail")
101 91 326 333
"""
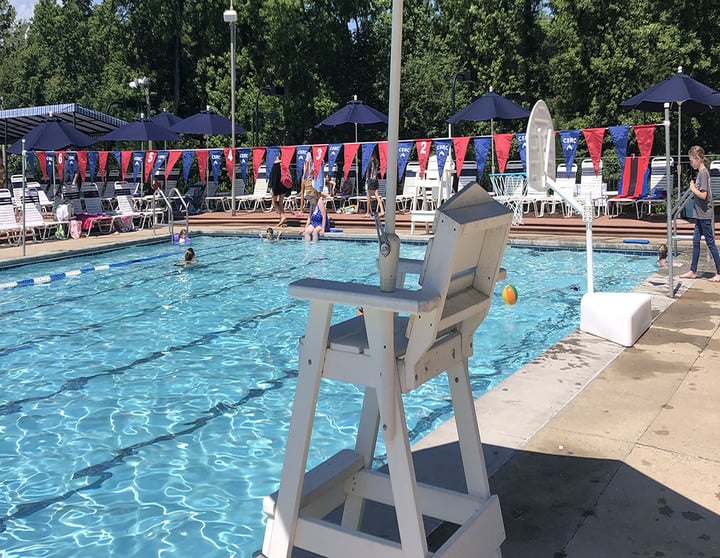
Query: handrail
146 188 189 240
671 188 694 253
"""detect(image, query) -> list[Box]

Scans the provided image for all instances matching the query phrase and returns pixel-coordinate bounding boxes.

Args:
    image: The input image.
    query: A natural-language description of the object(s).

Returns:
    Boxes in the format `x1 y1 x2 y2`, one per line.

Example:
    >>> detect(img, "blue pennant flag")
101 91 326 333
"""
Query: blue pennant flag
210 149 223 184
265 146 280 178
295 146 311 181
397 141 413 180
327 143 342 174
434 139 452 176
609 125 630 171
237 147 251 182
515 133 528 171
65 152 78 183
361 143 377 178
558 130 581 176
182 150 195 184
28 151 35 176
132 151 144 183
88 151 98 181
151 150 169 178
45 151 55 181
111 151 122 169
473 136 492 178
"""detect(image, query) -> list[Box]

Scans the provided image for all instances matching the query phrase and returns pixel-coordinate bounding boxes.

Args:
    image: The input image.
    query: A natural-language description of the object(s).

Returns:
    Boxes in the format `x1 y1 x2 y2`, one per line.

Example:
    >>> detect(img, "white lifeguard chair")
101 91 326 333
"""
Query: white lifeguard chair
261 183 513 558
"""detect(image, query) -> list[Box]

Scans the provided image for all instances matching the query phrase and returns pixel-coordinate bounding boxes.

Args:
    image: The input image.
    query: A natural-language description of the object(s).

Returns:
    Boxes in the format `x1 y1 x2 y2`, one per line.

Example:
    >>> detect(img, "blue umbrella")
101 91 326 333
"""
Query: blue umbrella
446 90 530 124
315 97 388 142
170 108 246 136
621 66 720 197
150 110 183 129
446 89 530 172
100 117 180 142
620 66 719 114
7 116 96 154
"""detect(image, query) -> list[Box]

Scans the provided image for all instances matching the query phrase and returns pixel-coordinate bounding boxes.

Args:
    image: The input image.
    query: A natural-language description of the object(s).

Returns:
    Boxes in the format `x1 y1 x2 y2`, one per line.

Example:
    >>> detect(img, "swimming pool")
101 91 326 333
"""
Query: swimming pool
0 236 657 557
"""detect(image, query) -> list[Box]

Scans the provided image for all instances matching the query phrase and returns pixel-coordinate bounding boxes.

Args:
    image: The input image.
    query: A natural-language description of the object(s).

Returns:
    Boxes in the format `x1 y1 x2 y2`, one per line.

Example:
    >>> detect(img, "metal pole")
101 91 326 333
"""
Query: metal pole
21 139 26 256
227 2 237 215
665 103 674 297
385 0 403 235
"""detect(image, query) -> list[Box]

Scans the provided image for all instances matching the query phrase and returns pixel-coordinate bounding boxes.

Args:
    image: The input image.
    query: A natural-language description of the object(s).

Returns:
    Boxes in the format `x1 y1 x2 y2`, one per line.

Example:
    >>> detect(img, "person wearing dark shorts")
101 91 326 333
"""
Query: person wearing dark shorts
364 150 384 217
269 154 289 227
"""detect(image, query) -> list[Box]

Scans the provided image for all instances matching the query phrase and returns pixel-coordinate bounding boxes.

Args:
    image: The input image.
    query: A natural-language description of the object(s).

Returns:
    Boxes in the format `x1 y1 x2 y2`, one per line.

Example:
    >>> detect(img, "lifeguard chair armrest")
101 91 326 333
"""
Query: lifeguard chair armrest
289 278 440 315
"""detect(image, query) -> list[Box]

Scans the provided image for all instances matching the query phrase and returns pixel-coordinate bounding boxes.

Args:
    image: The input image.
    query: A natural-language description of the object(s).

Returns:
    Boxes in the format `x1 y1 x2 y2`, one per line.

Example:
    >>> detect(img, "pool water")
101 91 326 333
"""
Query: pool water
0 236 657 557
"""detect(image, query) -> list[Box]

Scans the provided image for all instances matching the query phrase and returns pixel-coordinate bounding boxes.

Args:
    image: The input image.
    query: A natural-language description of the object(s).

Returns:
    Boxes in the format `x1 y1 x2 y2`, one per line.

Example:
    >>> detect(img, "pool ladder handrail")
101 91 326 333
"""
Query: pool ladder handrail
146 188 189 240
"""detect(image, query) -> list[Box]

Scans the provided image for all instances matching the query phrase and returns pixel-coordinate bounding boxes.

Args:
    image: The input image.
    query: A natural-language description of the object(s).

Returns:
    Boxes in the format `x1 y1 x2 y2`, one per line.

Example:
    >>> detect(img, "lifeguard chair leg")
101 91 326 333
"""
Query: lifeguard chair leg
264 301 332 558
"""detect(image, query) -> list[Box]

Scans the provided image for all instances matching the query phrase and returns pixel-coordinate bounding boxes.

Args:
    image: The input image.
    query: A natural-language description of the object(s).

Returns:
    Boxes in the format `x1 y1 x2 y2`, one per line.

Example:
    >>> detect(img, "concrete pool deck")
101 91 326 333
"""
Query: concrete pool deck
1 228 718 556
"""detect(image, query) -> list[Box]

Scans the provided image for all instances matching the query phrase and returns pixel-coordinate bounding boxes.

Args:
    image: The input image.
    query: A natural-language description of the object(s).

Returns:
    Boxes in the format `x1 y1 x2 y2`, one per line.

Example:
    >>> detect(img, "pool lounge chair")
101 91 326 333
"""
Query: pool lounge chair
21 186 69 241
710 160 720 201
0 189 22 244
79 182 121 235
262 182 512 558
606 155 649 217
578 158 607 217
636 157 673 219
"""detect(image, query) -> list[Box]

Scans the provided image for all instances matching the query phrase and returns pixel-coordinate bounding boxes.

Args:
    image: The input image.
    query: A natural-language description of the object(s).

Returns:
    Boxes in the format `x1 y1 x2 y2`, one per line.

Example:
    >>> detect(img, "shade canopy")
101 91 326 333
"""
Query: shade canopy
0 103 126 144
100 117 181 142
7 116 96 154
620 67 720 114
150 110 183 129
447 91 530 123
170 109 246 136
315 98 388 132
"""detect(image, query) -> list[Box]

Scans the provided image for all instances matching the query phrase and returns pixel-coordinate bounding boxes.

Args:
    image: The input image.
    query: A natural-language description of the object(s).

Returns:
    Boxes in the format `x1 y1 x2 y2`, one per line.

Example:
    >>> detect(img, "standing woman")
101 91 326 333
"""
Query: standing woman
269 153 287 227
680 145 720 282
364 150 384 217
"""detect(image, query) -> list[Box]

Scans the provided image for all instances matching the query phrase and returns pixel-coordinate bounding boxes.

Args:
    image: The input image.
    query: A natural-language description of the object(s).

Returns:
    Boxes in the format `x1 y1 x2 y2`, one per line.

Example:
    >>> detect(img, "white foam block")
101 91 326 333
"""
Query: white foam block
580 292 652 347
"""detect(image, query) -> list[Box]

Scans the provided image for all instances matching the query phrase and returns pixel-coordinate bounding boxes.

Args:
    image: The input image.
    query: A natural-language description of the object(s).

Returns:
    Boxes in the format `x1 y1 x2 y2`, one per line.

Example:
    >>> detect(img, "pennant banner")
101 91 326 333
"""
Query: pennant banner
633 124 655 162
196 149 209 184
182 150 195 184
327 143 342 174
252 147 265 181
397 140 413 180
210 149 224 184
76 151 88 183
166 150 182 180
494 134 513 174
98 151 109 182
56 151 66 183
515 133 527 171
152 150 169 179
144 150 158 182
280 145 295 188
310 144 327 179
87 151 98 181
237 147 251 182
295 146 311 181
377 141 388 178
132 151 144 184
342 143 359 180
434 138 452 177
452 136 470 178
415 139 432 177
609 125 630 171
473 136 492 178
559 129 581 175
360 143 376 178
582 127 605 175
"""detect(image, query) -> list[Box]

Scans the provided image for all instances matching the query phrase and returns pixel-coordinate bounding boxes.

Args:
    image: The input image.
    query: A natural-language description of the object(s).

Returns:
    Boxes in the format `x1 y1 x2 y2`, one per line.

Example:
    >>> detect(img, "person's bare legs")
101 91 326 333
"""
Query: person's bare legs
376 191 385 216
312 227 320 242
278 194 286 225
680 271 697 279
709 274 720 282
365 190 372 216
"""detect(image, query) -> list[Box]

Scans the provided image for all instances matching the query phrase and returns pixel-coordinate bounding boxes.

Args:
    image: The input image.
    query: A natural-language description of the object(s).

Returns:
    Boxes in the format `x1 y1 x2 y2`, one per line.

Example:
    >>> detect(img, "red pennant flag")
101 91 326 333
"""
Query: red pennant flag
37 152 48 181
166 150 182 180
343 143 359 179
144 150 158 182
56 151 66 181
311 144 328 178
121 151 133 181
224 147 235 179
377 141 388 178
415 139 432 177
452 136 470 176
633 124 655 163
494 134 513 173
252 147 266 181
280 146 295 188
196 149 209 184
99 151 109 181
582 128 605 175
76 151 88 182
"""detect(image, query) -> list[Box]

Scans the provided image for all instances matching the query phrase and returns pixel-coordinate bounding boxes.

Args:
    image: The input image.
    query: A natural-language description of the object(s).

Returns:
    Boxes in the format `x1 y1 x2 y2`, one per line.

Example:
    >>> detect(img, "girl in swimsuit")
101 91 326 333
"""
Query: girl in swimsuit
302 187 326 242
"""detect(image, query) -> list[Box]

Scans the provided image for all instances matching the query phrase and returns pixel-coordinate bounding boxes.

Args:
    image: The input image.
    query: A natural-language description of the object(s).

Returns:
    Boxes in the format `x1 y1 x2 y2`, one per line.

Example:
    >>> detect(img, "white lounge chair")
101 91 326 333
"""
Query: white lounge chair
80 183 120 235
237 167 271 212
0 189 22 245
636 157 673 219
262 182 512 558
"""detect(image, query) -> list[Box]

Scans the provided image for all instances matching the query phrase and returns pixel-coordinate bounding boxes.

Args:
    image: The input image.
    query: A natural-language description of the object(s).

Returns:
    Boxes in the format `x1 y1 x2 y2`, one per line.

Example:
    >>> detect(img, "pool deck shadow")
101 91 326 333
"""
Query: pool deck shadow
407 264 720 556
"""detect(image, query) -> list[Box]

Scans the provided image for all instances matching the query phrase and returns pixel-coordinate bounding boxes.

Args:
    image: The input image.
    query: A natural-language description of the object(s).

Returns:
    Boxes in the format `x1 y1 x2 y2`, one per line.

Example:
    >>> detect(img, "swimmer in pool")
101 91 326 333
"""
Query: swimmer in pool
176 247 198 267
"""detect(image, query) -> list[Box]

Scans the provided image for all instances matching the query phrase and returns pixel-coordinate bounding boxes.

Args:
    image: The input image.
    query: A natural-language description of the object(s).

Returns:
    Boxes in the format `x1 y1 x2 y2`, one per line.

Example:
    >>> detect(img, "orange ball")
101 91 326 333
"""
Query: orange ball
502 284 518 305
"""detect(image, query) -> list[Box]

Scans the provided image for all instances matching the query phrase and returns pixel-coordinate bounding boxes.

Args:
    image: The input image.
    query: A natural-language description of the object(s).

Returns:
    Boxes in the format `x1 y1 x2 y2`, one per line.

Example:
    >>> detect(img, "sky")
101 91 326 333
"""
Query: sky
10 0 37 21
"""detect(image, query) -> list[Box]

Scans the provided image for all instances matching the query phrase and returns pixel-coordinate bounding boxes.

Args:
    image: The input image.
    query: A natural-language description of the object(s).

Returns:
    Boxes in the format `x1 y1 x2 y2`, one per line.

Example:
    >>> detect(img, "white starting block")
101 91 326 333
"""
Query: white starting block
580 292 652 347
260 183 512 558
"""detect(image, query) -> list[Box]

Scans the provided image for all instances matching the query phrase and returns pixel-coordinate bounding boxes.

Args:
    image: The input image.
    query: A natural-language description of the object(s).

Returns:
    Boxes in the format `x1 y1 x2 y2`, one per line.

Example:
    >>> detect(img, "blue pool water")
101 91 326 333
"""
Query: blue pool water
0 236 657 557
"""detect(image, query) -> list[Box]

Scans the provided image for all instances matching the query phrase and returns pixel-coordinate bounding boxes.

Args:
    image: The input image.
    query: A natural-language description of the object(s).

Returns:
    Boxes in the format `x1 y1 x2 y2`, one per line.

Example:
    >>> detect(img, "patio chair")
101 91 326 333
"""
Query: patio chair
237 167 272 212
579 158 607 216
636 157 673 219
21 186 68 241
549 163 577 217
0 189 22 245
61 184 85 216
79 182 120 235
606 155 649 217
261 182 512 558
709 160 720 202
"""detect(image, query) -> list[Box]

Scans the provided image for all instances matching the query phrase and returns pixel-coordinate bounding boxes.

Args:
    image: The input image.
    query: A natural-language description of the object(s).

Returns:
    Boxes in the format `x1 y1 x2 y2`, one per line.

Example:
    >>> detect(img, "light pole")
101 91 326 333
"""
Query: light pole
254 85 284 146
224 2 238 214
449 70 474 137
129 76 151 148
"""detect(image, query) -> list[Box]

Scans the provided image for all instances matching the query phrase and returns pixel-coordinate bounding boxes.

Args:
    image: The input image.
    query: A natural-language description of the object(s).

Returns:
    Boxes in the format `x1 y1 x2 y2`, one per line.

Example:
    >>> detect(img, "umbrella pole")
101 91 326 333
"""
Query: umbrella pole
354 123 359 200
677 103 682 200
491 119 495 173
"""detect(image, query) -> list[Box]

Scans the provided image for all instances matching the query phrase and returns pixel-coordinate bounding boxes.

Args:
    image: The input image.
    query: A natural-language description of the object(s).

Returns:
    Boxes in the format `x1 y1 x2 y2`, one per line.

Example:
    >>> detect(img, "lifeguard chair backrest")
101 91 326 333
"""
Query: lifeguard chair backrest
402 183 513 389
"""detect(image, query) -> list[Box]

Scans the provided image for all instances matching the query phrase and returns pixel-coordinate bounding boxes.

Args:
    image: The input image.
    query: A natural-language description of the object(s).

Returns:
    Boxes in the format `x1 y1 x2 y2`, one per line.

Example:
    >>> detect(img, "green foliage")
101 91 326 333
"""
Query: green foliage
0 0 719 156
